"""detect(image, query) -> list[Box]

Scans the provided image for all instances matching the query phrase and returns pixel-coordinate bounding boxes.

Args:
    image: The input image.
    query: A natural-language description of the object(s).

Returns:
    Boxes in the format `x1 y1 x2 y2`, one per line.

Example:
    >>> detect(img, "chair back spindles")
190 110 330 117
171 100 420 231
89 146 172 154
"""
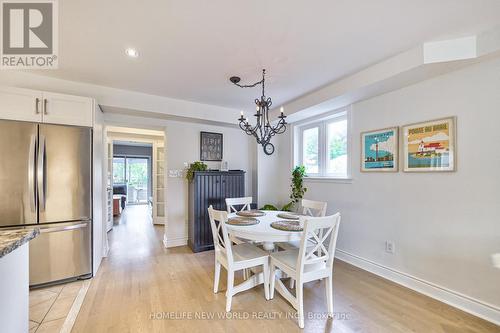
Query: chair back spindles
208 205 233 262
301 199 327 217
297 213 341 273
300 199 328 255
226 197 253 213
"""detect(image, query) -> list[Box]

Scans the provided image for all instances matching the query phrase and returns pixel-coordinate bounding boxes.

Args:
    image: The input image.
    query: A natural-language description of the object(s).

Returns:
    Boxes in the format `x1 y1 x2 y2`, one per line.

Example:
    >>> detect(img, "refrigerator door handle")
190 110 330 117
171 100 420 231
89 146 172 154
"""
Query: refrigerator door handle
37 135 47 211
39 222 88 234
28 134 37 212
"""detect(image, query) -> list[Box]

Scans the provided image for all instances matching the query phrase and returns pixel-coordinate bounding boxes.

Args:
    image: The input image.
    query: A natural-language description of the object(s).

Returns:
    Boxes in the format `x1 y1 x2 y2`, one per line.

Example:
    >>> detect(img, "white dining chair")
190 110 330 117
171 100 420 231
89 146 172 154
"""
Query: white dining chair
277 199 328 288
226 196 253 213
208 205 270 312
301 198 328 217
225 196 255 279
277 199 328 251
269 213 341 328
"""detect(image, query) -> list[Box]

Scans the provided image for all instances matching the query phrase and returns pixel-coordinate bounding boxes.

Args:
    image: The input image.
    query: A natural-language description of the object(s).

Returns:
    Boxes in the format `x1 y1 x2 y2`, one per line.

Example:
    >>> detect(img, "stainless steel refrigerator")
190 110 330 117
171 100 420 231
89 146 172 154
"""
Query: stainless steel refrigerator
0 119 92 286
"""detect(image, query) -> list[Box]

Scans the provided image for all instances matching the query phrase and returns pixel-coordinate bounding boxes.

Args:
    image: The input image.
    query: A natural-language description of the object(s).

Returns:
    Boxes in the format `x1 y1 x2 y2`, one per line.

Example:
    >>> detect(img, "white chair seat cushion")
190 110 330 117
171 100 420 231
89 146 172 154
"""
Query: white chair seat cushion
276 240 300 250
233 243 268 262
276 239 316 251
270 249 326 274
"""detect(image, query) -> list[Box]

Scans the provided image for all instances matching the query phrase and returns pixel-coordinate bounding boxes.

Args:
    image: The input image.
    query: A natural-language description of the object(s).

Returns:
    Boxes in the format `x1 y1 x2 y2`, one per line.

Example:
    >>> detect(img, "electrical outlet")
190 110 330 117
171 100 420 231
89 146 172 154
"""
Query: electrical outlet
385 241 395 254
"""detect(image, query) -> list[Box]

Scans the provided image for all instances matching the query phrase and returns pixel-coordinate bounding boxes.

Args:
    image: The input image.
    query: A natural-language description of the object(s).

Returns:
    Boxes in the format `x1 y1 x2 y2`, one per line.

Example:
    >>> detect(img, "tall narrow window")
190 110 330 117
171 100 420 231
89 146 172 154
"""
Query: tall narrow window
113 157 125 183
302 127 319 174
296 109 350 179
126 157 149 204
326 119 347 176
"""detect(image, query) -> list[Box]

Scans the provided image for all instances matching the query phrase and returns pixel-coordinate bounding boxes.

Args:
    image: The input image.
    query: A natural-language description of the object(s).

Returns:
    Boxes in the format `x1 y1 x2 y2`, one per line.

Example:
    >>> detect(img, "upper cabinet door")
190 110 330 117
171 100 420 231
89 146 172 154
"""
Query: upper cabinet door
0 87 43 122
42 92 93 127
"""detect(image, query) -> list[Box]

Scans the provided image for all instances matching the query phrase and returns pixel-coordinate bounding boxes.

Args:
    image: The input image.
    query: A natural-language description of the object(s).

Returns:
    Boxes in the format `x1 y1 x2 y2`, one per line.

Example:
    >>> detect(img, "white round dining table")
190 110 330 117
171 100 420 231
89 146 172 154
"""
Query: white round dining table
226 210 303 251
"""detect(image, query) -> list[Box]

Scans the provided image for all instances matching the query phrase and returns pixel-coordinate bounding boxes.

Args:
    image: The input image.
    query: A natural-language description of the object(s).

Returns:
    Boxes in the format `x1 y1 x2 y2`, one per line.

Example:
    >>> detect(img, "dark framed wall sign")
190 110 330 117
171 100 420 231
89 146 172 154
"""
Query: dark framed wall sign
200 131 223 161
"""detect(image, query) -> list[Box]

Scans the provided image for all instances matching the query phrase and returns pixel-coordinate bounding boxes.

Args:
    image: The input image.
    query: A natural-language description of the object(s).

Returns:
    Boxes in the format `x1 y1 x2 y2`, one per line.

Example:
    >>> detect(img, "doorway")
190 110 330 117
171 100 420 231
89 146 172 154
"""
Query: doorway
113 155 151 205
104 127 166 236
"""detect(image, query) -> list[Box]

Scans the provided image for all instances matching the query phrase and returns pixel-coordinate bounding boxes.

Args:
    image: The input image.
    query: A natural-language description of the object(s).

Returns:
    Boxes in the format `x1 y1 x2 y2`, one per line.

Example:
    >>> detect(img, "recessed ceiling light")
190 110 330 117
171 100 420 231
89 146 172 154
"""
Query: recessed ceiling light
125 48 139 58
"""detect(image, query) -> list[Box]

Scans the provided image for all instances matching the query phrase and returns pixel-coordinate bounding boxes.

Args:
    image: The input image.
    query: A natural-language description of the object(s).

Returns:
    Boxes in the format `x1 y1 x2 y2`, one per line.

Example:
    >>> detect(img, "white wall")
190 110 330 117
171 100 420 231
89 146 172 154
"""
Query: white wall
104 113 256 247
262 57 500 321
166 120 255 246
257 131 291 209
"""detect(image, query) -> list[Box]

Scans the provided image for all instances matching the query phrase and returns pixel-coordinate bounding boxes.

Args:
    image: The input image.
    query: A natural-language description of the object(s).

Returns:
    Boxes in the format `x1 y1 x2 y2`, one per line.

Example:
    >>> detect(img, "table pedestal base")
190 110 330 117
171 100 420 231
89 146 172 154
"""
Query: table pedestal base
262 241 275 251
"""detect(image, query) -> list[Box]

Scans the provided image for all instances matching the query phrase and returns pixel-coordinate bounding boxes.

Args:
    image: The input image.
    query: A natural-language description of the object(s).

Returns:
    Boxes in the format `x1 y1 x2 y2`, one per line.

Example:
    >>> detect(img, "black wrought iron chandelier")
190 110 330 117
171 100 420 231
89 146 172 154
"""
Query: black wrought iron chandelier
230 69 286 155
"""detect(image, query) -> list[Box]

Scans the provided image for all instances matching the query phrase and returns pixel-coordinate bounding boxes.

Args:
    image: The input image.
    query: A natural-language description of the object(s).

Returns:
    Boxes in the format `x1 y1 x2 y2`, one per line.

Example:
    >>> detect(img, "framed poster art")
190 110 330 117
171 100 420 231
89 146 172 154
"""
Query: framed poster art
402 117 456 172
200 131 223 161
361 127 398 172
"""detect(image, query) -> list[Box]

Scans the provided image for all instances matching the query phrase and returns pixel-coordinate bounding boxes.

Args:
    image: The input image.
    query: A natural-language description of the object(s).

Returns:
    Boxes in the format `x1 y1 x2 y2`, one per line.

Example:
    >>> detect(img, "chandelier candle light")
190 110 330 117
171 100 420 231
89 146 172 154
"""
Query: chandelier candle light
230 69 287 155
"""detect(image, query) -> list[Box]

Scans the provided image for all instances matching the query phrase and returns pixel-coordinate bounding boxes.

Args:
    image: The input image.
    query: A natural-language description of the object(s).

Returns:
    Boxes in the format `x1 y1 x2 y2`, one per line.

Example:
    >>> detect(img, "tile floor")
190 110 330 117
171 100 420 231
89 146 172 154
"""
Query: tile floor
29 280 85 333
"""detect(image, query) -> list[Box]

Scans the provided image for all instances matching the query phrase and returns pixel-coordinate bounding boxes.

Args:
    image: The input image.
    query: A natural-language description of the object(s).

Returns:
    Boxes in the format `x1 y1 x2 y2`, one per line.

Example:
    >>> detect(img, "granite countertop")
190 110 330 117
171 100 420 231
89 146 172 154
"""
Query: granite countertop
0 228 40 258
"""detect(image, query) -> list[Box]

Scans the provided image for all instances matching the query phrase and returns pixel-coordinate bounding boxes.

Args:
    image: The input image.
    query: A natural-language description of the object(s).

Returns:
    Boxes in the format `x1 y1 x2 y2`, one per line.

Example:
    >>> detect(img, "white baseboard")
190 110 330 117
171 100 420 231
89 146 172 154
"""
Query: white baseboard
163 234 188 248
336 249 500 326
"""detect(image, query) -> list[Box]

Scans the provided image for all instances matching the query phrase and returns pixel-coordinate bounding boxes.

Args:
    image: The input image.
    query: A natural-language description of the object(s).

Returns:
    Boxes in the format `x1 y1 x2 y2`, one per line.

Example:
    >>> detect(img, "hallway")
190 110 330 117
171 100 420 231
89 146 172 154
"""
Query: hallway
110 205 158 259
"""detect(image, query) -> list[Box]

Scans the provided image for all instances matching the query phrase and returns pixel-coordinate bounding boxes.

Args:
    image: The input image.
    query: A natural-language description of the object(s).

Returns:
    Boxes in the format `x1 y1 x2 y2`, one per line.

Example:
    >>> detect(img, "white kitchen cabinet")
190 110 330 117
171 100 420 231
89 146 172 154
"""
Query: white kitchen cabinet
42 92 93 127
0 87 43 123
0 86 94 127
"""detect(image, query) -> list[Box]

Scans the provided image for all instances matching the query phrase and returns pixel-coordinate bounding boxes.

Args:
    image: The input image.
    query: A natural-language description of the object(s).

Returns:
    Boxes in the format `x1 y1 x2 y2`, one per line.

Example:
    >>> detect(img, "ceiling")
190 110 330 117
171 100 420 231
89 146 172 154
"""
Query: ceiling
38 0 500 111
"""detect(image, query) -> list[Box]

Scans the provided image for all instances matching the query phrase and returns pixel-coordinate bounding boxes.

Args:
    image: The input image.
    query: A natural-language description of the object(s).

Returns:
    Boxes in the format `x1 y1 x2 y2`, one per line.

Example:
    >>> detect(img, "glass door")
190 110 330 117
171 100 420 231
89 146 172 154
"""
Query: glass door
112 157 126 184
126 157 149 204
113 156 149 205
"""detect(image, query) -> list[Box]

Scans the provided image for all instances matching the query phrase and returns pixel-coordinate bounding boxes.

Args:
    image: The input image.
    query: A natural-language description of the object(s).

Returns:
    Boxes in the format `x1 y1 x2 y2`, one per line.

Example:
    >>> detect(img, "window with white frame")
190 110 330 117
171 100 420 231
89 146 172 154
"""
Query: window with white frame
295 109 350 178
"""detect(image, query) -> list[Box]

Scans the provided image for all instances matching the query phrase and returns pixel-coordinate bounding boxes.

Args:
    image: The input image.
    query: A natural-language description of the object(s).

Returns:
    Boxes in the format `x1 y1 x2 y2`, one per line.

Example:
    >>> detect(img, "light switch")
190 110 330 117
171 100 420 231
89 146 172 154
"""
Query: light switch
168 170 185 178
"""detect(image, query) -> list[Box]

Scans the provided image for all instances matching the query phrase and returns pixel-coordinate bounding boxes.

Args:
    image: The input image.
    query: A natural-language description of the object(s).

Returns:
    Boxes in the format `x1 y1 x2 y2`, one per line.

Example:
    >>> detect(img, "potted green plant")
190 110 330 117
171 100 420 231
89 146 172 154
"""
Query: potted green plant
283 165 307 211
259 204 278 211
186 161 208 182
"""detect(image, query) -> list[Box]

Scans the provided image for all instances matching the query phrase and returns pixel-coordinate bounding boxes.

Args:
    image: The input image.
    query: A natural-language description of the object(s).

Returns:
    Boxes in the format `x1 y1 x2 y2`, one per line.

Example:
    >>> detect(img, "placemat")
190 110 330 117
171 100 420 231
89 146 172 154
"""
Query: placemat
270 220 303 232
276 212 304 220
236 210 265 217
227 217 259 226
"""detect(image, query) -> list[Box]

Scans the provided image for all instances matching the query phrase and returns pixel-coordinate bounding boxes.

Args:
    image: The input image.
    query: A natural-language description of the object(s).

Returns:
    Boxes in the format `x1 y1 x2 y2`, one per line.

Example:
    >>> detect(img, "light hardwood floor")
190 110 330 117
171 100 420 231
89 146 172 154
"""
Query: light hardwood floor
72 205 499 332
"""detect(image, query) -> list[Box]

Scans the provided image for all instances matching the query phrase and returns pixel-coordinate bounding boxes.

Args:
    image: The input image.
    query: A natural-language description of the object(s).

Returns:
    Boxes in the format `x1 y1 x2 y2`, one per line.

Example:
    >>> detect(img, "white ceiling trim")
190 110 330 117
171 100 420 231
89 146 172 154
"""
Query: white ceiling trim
0 71 241 124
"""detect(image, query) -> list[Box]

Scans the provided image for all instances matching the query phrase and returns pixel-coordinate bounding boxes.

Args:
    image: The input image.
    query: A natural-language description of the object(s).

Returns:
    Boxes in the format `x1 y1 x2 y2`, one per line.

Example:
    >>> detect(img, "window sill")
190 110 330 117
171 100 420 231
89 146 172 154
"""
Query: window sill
303 177 353 184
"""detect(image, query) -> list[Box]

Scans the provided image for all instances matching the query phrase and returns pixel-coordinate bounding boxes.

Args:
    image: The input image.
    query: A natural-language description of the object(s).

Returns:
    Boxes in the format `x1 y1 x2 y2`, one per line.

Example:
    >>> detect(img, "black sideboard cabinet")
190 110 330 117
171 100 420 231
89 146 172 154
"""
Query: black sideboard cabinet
188 170 245 252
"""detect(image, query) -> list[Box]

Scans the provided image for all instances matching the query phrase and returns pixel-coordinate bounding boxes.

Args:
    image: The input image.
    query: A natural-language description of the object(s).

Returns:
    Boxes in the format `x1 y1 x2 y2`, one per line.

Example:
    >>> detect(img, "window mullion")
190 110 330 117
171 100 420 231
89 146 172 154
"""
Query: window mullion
299 128 303 168
320 124 323 176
